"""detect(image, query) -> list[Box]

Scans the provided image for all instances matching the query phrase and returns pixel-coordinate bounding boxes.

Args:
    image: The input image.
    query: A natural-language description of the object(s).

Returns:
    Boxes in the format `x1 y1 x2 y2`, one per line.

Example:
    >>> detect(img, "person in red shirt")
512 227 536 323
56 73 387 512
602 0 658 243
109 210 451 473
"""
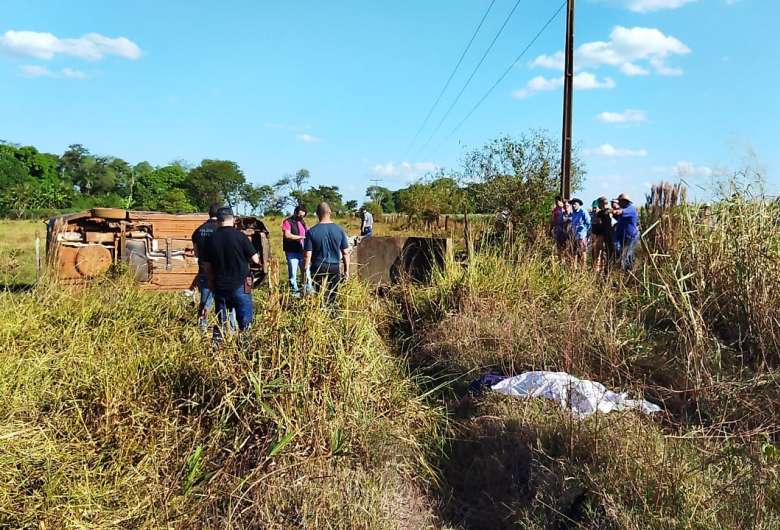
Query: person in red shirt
281 205 313 296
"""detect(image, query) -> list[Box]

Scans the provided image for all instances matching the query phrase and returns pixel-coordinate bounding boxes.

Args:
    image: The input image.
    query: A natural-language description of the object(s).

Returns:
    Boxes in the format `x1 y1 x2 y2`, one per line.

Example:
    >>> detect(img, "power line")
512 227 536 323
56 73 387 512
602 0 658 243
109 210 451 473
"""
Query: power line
415 0 524 157
432 1 567 154
406 0 497 155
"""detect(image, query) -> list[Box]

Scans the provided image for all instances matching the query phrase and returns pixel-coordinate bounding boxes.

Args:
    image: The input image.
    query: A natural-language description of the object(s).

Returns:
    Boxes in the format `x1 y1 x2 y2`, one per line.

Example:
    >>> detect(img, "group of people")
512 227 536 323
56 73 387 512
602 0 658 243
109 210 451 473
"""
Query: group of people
551 192 641 272
191 201 361 345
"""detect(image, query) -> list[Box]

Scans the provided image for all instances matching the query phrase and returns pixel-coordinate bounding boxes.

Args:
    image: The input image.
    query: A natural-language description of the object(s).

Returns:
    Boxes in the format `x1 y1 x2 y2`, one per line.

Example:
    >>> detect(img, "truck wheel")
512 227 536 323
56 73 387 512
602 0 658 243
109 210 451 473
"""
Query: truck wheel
92 208 127 220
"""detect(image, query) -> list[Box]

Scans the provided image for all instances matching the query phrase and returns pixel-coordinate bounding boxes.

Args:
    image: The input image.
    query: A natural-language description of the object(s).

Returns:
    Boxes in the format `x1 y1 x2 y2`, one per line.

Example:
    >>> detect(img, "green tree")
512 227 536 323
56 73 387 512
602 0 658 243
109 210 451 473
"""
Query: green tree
294 185 344 215
344 200 358 213
240 183 275 215
134 164 188 211
365 185 396 213
185 160 247 210
461 131 584 223
157 188 197 213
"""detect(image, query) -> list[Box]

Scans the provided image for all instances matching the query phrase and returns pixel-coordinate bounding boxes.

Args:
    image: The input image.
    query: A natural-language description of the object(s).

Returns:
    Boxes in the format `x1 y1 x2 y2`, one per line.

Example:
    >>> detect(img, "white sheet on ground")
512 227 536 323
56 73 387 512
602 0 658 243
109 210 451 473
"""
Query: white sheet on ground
490 371 661 418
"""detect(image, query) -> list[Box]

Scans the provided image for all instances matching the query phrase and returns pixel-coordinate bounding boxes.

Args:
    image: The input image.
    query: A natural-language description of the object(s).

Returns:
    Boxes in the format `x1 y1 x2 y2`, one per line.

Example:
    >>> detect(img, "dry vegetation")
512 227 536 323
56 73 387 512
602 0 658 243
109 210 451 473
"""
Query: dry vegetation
392 181 780 529
1 189 779 529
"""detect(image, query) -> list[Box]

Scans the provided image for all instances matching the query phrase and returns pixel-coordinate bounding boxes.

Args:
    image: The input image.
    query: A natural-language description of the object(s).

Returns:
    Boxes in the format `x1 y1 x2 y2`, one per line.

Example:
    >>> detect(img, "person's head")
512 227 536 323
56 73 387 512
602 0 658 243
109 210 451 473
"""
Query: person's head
617 192 632 208
216 206 234 226
555 195 564 208
611 199 620 209
598 196 609 209
316 202 332 221
293 205 307 219
208 203 220 219
569 198 583 211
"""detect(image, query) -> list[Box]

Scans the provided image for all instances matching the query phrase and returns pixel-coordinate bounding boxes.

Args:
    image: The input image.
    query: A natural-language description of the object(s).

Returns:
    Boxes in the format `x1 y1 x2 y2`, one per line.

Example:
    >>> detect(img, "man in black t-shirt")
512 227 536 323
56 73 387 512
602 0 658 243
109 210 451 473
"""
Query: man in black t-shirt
202 207 260 341
192 204 231 332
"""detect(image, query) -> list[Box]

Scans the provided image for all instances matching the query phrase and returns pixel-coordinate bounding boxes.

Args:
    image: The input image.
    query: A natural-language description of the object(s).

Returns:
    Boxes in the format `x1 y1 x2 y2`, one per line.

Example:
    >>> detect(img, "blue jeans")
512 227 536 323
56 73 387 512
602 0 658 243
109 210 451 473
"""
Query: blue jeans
616 235 640 271
212 285 253 343
197 273 236 332
312 262 342 305
361 227 373 237
285 252 313 295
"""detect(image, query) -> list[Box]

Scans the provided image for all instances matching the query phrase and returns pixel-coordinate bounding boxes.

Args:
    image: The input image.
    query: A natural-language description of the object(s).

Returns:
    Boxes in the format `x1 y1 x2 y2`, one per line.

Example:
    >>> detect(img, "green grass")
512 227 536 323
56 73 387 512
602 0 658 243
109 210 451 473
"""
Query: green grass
0 219 41 286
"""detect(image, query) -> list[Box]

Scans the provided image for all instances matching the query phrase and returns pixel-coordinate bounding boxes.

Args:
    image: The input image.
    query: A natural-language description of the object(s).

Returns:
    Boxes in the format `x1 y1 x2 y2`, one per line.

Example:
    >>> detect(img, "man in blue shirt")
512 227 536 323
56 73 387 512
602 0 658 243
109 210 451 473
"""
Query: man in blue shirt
568 198 591 266
304 202 351 304
612 192 640 270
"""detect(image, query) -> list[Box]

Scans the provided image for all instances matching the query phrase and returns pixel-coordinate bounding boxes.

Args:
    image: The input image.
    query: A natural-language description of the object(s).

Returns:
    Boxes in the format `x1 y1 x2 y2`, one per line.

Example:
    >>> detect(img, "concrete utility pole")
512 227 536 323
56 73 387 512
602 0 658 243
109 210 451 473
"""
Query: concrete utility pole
560 0 575 199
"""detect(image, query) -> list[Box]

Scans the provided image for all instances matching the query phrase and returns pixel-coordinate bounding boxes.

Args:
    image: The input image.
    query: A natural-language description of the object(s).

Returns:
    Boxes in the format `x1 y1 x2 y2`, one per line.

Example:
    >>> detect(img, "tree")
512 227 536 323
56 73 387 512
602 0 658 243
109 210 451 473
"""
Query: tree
344 200 358 214
240 183 275 215
134 164 189 211
185 159 247 210
365 185 396 213
294 185 344 215
157 188 197 213
461 132 584 223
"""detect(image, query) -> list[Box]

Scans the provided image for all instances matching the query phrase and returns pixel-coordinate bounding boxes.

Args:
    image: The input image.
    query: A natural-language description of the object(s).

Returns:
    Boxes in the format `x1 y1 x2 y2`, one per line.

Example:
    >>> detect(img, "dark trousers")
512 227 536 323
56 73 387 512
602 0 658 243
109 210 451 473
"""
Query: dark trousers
212 285 253 344
312 262 341 304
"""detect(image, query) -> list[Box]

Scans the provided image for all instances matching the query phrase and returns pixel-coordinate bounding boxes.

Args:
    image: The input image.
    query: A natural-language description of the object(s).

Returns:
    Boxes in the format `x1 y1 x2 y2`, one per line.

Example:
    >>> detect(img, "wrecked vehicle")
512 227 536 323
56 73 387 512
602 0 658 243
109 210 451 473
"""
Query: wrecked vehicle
46 208 271 290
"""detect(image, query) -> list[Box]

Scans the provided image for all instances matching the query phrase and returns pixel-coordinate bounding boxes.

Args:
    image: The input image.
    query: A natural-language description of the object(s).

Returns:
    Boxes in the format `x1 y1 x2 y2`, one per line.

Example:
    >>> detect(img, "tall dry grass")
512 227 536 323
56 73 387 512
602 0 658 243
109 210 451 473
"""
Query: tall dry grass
393 182 780 528
0 276 443 529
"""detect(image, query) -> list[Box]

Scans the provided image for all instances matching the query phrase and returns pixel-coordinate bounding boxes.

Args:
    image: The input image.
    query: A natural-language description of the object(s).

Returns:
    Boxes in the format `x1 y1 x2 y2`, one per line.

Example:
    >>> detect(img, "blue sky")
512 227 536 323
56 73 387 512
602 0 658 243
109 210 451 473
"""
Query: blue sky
1 0 776 204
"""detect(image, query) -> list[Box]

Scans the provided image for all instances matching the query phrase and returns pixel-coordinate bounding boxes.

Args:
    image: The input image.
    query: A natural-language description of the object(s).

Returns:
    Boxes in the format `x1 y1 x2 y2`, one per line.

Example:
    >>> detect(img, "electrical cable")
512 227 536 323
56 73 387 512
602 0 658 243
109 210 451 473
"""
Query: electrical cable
432 1 567 154
406 0 497 155
415 0 525 156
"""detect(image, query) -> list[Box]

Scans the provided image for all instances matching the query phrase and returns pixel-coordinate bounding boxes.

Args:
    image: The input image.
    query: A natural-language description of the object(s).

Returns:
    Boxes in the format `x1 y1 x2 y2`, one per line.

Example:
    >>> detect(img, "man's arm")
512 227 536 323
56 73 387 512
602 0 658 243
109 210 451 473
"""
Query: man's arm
342 249 350 279
203 262 215 290
304 250 312 271
282 221 305 241
250 253 260 265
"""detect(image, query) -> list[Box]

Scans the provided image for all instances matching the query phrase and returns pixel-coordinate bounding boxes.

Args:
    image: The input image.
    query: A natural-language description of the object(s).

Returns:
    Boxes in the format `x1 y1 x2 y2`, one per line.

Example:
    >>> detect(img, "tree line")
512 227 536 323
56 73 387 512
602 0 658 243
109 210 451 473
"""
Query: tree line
1 131 582 225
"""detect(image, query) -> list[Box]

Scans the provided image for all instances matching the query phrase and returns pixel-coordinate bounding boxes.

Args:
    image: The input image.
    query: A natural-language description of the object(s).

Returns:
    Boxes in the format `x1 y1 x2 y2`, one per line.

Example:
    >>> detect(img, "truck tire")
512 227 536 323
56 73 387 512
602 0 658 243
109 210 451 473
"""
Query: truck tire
92 208 127 220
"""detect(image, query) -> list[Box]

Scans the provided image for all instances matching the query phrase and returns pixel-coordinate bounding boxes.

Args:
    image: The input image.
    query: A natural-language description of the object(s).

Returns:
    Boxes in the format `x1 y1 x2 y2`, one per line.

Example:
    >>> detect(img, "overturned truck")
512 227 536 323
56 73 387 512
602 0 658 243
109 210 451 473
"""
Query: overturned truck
46 208 271 290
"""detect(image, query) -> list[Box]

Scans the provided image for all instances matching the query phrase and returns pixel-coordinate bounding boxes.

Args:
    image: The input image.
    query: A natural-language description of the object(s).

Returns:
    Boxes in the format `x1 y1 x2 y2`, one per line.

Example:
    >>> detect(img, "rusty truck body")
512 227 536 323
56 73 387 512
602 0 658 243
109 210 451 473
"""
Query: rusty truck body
46 208 271 290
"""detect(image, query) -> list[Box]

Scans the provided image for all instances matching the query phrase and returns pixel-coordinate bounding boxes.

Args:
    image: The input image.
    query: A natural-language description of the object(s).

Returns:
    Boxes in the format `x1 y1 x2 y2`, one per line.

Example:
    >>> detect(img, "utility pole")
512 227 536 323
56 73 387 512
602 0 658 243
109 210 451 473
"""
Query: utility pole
368 178 382 202
560 0 575 199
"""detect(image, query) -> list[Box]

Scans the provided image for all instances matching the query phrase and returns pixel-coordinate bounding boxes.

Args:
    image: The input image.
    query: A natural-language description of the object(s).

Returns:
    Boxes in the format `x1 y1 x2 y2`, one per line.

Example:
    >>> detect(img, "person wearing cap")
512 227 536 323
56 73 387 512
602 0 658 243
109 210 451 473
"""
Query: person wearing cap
568 198 591 266
201 206 260 343
612 192 640 270
304 202 350 304
191 204 237 332
281 205 313 296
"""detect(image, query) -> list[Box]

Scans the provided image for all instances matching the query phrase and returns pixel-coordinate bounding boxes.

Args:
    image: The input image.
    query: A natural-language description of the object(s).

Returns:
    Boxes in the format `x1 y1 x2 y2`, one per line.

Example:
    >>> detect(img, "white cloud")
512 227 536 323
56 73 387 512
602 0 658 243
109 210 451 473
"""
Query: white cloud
585 144 648 157
296 133 322 143
61 67 87 79
513 71 615 98
622 0 696 13
20 64 54 77
19 64 88 79
671 161 716 178
0 30 141 61
596 109 647 124
371 161 437 181
530 26 690 77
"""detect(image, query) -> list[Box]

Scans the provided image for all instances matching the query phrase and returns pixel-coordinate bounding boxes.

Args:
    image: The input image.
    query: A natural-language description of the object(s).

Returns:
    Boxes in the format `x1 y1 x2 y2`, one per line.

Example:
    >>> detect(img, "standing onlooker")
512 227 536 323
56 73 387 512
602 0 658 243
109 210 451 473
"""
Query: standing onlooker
359 207 374 237
551 196 568 253
192 203 235 332
569 198 591 266
612 193 640 270
591 197 614 273
304 202 351 304
202 207 260 343
281 205 313 296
